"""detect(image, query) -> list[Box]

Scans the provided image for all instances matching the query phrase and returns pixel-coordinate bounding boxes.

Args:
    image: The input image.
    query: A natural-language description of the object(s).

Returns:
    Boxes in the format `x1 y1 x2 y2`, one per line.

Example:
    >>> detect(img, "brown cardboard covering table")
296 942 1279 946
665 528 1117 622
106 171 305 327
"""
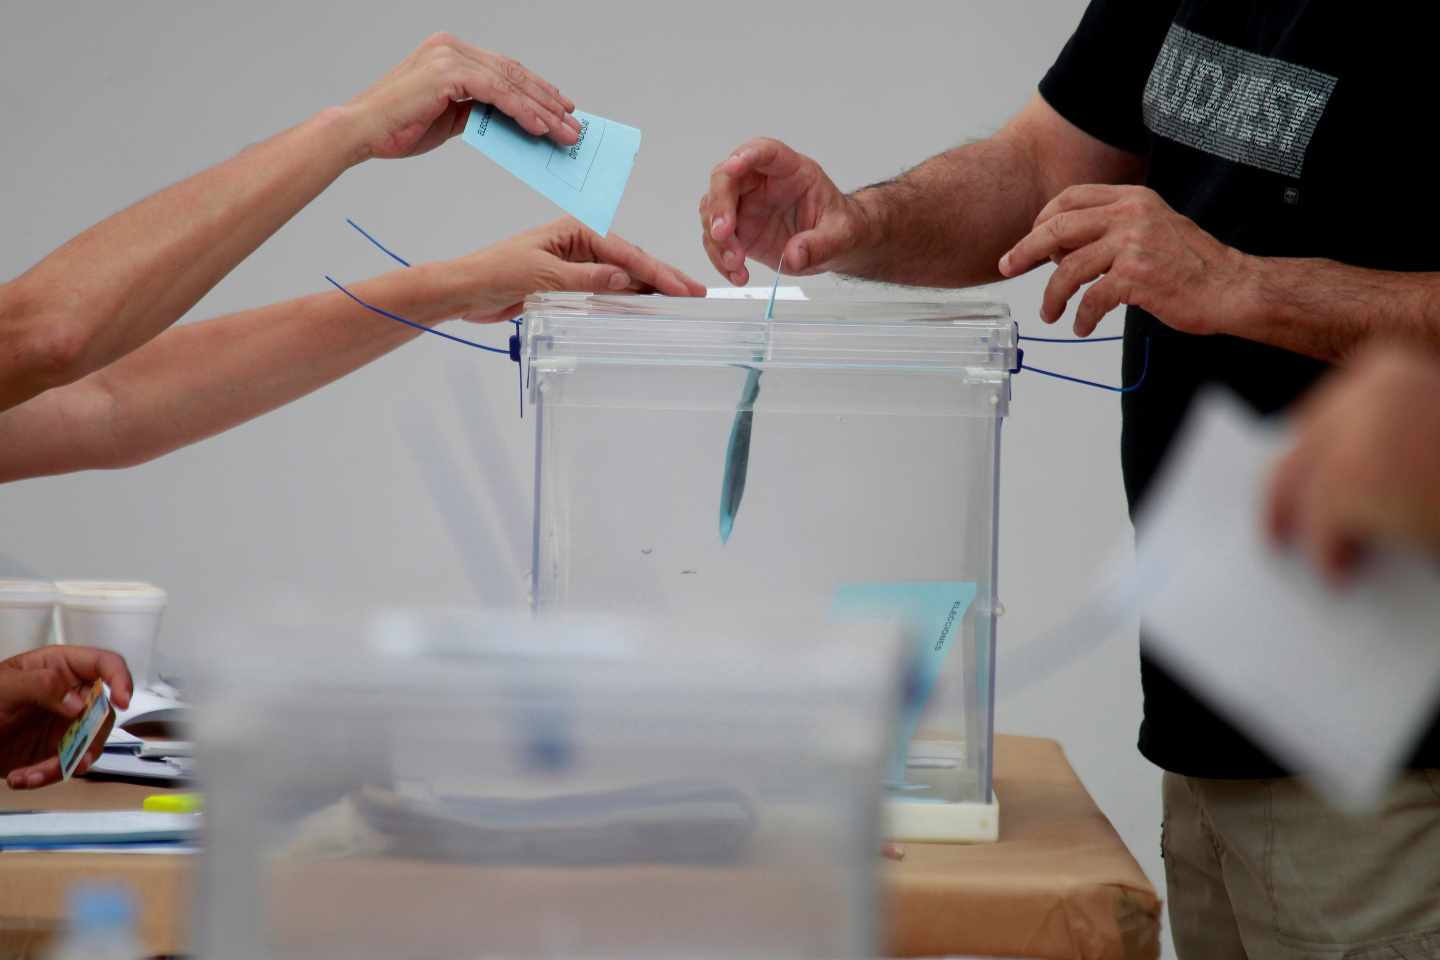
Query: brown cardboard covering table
0 735 1159 959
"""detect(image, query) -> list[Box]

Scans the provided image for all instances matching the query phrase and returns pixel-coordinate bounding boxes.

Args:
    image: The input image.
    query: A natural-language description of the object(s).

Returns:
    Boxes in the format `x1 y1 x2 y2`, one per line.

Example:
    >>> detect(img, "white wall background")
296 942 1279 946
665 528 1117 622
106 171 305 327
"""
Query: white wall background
0 1 1165 953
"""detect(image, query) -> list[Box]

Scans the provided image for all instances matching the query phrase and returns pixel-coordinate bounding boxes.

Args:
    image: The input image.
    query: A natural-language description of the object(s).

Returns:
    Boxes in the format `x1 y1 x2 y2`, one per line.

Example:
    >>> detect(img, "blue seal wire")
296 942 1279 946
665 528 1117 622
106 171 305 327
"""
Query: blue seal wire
324 276 510 355
331 220 527 415
1019 333 1123 343
346 218 411 268
1018 335 1150 394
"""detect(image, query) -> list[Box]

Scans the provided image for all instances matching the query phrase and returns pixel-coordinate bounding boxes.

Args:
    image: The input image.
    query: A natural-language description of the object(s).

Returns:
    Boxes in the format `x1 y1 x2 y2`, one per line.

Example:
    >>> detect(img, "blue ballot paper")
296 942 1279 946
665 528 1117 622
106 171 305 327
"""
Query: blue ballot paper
461 104 641 236
832 582 978 787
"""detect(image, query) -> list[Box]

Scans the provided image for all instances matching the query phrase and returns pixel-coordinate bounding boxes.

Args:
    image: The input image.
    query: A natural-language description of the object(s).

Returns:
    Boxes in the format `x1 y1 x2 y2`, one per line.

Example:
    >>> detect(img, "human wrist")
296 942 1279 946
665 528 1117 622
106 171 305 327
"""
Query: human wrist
1219 249 1276 339
314 104 378 169
833 188 887 276
347 264 459 332
402 261 472 323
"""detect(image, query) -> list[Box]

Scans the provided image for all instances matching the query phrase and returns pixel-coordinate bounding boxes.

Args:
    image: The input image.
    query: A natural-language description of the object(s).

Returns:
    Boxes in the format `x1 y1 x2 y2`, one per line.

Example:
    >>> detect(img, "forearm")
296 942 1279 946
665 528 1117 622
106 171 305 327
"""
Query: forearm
0 265 465 482
837 96 1145 289
0 107 366 410
1233 256 1440 362
840 135 1050 288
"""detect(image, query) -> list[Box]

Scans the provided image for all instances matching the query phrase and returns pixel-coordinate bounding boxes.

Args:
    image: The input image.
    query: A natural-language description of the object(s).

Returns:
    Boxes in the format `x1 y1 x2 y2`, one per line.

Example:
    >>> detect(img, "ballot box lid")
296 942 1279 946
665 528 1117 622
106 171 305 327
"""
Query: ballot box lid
522 293 1016 375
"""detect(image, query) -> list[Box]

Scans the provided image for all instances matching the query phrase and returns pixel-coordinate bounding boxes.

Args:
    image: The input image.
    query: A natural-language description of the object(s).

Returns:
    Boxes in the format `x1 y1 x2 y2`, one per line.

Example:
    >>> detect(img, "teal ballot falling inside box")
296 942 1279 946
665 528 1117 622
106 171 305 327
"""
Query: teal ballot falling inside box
521 293 1017 843
462 104 641 236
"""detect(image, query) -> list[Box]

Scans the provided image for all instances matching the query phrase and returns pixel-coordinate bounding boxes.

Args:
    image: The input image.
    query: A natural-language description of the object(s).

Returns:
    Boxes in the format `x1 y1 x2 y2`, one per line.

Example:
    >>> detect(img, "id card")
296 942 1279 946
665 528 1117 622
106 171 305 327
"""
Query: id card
58 679 111 781
461 104 642 236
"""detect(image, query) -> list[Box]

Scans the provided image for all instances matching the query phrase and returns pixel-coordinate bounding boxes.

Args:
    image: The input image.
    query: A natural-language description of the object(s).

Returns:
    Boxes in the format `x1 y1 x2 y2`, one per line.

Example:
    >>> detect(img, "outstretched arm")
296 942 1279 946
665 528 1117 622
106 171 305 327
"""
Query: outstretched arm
698 94 1144 287
0 33 580 413
0 219 702 482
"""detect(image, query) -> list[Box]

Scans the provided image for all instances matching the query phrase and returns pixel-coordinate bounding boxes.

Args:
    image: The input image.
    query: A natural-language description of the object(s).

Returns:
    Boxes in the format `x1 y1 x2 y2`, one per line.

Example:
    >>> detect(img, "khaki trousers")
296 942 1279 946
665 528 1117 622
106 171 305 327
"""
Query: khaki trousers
1163 771 1440 959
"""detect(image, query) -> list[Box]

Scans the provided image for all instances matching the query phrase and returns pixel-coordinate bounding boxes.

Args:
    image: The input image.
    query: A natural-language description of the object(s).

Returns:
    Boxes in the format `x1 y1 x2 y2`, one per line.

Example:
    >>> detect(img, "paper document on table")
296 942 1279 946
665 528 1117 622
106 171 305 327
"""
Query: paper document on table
114 687 187 729
86 752 189 783
1135 390 1440 810
0 811 199 849
462 105 640 236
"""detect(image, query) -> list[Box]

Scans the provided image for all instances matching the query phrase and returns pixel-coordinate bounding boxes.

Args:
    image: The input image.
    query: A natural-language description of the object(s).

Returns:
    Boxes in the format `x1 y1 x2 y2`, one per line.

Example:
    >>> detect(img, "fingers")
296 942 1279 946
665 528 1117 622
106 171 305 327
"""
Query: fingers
708 139 786 242
464 46 580 143
455 38 576 115
7 757 61 791
556 260 635 294
1300 478 1366 583
0 665 86 720
47 646 133 710
596 232 707 297
417 33 577 146
1039 239 1118 324
73 712 117 777
1265 445 1310 546
702 139 794 282
1073 272 1130 337
702 161 754 278
1032 183 1129 229
700 186 760 286
456 66 571 144
999 206 1115 279
783 218 856 277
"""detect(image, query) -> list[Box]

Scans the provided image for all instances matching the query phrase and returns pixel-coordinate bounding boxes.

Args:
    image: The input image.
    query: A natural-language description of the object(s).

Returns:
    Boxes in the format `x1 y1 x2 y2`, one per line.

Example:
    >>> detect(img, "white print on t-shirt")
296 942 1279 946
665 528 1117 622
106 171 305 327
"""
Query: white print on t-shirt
1142 23 1337 178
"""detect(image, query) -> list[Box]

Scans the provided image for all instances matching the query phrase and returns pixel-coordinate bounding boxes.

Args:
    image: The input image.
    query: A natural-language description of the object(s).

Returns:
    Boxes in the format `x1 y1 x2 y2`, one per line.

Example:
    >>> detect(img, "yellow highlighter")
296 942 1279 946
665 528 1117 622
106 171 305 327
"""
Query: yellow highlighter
143 793 203 814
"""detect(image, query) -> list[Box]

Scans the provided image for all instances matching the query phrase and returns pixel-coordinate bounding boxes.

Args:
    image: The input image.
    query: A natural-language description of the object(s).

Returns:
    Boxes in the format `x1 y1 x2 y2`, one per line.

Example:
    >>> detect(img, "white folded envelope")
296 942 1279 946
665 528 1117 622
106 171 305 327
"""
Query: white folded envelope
1135 390 1440 810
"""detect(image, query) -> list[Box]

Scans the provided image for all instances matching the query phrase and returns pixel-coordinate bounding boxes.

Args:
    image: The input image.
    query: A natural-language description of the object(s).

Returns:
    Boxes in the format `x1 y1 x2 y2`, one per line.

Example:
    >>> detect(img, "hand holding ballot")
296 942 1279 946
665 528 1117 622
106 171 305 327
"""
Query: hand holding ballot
343 32 582 161
0 646 132 790
1268 344 1440 580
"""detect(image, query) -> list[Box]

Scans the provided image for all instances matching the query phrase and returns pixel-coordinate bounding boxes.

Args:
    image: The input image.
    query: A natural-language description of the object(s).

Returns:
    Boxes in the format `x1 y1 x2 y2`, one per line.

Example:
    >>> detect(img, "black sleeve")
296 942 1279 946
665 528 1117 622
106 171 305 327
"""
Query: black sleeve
1039 0 1181 155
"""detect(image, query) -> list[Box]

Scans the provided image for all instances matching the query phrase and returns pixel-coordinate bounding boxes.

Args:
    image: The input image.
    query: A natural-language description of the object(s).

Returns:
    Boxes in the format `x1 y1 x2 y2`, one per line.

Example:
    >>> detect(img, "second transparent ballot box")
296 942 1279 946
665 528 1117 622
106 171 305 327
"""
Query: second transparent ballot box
194 612 899 960
524 294 1017 841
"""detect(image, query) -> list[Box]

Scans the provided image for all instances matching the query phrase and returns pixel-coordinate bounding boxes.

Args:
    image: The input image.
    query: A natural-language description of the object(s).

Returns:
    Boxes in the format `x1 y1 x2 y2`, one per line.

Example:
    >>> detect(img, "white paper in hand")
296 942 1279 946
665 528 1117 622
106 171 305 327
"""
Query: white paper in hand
1136 390 1440 810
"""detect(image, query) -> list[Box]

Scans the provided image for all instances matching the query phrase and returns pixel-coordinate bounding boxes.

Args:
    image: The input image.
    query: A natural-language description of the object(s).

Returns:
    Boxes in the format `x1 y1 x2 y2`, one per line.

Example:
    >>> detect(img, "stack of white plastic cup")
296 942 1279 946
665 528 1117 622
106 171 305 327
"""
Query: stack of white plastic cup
0 580 58 660
54 581 167 690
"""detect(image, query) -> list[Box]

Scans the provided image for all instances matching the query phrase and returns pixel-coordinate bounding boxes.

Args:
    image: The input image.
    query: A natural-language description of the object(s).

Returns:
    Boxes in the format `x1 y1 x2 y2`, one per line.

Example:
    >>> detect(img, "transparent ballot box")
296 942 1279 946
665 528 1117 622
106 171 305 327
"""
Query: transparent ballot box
524 294 1016 842
194 612 899 960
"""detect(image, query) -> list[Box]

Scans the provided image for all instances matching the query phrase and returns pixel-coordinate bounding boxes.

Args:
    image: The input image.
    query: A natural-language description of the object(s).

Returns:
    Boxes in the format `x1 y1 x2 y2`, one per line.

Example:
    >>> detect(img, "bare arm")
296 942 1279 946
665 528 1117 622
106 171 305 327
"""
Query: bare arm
1237 258 1440 361
996 183 1440 360
0 219 703 483
0 34 580 413
698 94 1144 287
847 96 1145 286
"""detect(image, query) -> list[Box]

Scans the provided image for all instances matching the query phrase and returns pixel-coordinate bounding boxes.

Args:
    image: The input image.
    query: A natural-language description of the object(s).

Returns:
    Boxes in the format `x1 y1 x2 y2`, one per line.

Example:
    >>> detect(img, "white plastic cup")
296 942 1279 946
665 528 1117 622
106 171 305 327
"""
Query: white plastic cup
55 581 167 688
0 580 58 660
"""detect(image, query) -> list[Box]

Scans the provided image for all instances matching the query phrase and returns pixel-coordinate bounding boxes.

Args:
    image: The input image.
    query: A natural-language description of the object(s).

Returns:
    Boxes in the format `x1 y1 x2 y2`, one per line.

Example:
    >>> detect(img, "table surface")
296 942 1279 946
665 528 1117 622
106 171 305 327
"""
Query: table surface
0 735 1159 960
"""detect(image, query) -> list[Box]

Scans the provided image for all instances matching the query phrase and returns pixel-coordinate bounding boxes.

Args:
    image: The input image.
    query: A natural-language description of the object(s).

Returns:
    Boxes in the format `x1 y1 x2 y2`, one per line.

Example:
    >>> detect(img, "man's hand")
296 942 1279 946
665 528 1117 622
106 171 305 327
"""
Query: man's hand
699 138 872 284
434 217 706 325
1267 345 1440 581
342 33 581 163
0 646 133 790
998 185 1258 337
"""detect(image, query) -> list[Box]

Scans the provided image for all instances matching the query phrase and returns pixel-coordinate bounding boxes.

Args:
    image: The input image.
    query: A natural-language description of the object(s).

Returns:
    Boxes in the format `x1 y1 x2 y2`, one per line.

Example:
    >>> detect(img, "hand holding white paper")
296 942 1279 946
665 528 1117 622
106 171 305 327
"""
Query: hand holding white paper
1136 390 1440 810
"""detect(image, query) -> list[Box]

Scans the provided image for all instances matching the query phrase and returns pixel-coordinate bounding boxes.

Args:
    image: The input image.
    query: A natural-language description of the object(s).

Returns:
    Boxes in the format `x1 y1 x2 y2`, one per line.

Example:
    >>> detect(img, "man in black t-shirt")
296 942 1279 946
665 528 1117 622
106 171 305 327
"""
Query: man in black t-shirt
698 2 1440 954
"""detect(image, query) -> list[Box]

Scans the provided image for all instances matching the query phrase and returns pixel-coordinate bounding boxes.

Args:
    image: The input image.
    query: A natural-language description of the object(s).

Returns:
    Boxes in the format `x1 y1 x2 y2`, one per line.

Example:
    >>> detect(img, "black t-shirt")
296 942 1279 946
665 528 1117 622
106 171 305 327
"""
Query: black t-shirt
1040 0 1440 777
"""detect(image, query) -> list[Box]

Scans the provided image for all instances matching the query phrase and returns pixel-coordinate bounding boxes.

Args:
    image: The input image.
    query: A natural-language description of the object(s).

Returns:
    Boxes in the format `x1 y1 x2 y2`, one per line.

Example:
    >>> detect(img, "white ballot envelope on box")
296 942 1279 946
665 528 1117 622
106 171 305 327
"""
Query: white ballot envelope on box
1134 390 1440 810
